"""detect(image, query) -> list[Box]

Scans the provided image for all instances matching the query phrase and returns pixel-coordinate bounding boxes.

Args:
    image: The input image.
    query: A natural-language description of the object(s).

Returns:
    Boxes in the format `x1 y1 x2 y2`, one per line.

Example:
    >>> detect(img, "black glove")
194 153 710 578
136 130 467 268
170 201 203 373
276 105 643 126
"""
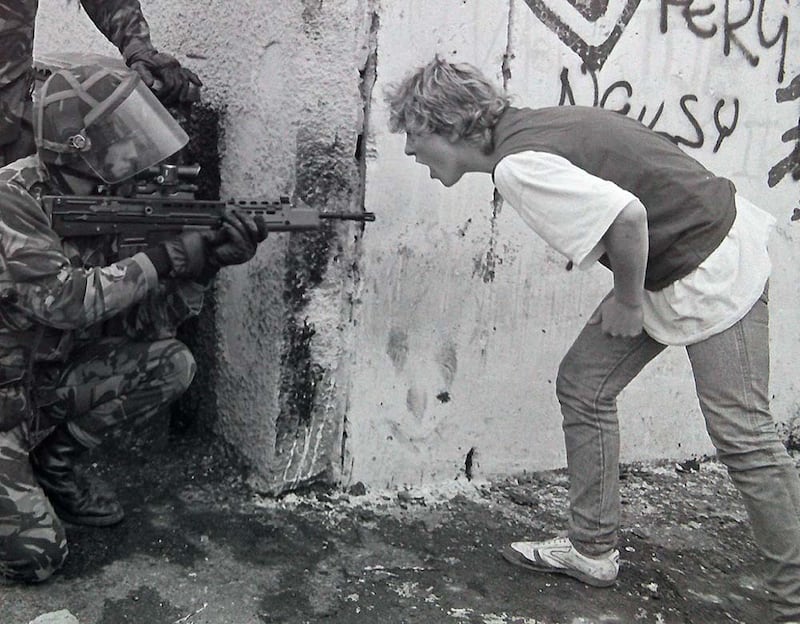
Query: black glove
208 208 269 268
146 230 216 280
127 49 202 105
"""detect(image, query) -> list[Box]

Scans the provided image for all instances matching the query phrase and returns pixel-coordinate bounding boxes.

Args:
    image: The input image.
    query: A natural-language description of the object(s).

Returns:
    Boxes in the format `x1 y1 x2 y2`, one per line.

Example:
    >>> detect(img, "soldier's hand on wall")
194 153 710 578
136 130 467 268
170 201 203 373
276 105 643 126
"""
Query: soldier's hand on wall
126 49 202 105
209 208 269 268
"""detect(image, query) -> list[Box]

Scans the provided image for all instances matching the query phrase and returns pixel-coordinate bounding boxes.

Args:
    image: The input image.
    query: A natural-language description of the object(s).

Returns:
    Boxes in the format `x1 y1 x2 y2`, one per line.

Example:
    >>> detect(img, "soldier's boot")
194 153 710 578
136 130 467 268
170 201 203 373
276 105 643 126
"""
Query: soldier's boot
31 425 124 527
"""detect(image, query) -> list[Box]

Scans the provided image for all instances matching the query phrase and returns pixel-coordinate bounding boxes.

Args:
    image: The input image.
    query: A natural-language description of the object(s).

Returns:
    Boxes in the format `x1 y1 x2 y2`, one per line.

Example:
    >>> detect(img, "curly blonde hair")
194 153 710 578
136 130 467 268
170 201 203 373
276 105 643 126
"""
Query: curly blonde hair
385 56 509 153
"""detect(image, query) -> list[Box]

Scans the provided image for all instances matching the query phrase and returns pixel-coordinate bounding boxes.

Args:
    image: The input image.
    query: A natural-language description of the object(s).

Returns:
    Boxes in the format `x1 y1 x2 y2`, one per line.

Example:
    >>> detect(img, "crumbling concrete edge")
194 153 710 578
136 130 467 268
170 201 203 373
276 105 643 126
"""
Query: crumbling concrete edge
261 2 380 496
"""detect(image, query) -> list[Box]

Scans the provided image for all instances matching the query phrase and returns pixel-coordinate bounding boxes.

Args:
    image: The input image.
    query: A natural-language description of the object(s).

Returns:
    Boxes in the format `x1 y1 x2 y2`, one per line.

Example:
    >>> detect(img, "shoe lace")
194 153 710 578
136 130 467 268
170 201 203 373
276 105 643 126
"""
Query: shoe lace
540 536 571 548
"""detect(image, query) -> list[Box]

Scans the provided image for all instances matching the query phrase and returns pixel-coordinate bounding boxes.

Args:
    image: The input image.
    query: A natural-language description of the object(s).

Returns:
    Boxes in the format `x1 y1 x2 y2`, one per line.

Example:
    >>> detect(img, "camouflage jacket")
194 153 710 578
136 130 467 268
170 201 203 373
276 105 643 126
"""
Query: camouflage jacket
0 0 155 144
0 155 206 431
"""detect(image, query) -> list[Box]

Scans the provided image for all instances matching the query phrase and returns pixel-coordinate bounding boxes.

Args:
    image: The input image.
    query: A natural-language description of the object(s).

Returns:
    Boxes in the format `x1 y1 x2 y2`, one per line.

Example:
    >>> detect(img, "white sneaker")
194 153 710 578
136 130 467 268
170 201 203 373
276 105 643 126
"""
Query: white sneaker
502 536 619 587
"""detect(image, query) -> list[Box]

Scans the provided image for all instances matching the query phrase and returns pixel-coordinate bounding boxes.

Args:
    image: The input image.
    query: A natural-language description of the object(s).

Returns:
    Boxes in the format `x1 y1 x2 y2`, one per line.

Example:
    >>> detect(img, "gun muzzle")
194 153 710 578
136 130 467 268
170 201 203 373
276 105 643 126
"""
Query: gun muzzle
319 212 376 222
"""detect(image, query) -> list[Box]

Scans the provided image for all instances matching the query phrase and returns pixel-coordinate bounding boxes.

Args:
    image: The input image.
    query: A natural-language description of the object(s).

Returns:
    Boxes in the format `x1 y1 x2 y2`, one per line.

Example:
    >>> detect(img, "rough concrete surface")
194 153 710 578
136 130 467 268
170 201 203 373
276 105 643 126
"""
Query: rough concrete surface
0 433 782 624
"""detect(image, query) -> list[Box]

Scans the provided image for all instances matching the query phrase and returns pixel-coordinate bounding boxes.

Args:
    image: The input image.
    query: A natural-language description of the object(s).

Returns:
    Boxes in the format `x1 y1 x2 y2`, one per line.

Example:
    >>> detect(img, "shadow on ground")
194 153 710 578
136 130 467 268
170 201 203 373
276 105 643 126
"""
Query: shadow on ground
0 432 775 624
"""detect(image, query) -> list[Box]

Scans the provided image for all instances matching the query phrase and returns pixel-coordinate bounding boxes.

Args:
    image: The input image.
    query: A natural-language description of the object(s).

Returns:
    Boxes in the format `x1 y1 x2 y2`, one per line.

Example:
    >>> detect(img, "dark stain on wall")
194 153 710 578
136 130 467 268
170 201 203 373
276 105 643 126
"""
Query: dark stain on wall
472 189 504 283
275 131 357 445
278 318 324 444
300 0 325 40
465 446 477 481
172 102 225 435
436 342 458 388
175 103 224 201
387 328 409 372
277 222 330 443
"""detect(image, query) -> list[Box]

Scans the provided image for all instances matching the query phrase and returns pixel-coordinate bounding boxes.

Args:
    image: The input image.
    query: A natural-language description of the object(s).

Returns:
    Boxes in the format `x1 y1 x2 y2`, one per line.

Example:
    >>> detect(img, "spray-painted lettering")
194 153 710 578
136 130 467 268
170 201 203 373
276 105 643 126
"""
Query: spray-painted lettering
769 72 800 187
524 0 796 187
661 0 796 187
660 0 790 83
559 67 739 152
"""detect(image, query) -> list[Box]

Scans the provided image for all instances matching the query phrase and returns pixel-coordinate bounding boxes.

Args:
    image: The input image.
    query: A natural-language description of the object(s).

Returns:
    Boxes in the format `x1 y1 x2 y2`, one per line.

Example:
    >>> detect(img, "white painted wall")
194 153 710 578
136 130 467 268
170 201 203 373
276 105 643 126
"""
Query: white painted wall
345 0 800 487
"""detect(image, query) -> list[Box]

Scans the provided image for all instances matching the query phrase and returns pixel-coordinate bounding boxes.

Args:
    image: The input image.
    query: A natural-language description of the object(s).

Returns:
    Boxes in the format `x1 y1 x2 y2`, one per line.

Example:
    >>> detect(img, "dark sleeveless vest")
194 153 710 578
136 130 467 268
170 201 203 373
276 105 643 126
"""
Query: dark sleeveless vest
490 106 737 291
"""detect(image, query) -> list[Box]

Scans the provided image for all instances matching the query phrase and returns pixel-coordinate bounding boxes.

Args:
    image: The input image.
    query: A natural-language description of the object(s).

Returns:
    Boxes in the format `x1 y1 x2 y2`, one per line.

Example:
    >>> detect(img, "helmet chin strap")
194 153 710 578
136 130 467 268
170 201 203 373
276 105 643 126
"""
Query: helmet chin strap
45 162 100 195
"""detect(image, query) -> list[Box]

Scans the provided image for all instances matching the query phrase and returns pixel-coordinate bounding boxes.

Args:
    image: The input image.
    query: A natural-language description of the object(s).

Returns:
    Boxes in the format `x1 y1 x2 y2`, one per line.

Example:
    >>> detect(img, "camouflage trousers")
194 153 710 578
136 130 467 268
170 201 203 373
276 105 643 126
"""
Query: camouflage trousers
0 337 196 582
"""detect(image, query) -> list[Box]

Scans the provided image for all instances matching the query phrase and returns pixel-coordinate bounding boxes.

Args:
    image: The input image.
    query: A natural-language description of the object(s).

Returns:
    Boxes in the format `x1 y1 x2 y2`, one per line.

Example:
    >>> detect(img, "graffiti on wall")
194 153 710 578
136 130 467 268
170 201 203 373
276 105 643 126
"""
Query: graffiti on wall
557 67 741 153
659 0 797 188
773 74 800 190
522 0 799 189
520 0 643 71
660 0 790 83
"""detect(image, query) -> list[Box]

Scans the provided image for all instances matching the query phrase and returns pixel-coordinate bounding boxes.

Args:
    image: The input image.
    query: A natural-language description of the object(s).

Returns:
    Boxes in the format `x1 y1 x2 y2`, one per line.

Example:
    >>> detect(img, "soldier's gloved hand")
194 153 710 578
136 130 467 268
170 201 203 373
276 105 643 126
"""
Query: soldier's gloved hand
126 49 202 105
208 208 269 268
146 230 217 280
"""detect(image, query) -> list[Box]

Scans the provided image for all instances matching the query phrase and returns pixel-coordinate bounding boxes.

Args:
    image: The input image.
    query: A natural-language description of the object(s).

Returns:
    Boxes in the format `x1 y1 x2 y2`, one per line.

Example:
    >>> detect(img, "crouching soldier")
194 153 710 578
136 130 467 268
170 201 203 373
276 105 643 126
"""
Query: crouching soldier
0 59 266 582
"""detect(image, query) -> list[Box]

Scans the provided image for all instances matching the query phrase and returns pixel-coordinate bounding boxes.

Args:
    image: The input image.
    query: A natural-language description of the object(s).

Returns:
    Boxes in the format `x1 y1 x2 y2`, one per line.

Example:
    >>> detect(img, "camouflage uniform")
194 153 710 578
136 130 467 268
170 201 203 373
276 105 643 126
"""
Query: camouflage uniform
0 0 157 165
0 154 205 582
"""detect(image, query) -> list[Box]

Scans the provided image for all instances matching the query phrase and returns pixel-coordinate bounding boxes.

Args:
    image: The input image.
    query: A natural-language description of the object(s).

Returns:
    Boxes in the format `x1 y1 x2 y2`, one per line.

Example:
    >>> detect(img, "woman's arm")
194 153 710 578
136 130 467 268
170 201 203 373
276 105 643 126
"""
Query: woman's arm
592 199 649 337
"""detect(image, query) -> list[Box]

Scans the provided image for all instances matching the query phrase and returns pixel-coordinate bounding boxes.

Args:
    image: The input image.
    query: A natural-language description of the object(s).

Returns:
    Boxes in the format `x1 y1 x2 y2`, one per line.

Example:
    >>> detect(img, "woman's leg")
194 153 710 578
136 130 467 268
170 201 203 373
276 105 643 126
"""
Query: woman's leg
556 313 666 555
686 290 800 621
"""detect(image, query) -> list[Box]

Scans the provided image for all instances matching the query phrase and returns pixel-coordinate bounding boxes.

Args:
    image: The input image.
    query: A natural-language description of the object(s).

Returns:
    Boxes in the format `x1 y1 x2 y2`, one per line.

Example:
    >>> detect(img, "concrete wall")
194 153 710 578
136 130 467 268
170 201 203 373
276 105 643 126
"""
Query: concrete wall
35 0 377 493
35 1 800 492
345 0 800 487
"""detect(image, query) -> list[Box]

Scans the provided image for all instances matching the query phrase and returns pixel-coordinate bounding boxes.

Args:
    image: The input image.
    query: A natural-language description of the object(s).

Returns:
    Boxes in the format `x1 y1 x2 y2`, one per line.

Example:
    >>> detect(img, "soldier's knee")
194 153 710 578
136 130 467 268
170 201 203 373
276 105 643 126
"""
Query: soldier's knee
1 534 68 583
173 341 196 393
160 339 196 396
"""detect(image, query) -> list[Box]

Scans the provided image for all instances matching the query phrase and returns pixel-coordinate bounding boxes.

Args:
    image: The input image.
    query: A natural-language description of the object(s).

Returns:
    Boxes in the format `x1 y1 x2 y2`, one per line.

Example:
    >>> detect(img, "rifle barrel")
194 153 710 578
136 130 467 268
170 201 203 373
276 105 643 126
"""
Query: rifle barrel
318 212 376 222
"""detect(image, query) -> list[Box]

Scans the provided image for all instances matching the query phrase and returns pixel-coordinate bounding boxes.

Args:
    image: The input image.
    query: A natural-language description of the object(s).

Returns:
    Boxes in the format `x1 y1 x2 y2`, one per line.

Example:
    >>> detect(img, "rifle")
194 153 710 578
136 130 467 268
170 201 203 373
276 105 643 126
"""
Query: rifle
43 164 375 256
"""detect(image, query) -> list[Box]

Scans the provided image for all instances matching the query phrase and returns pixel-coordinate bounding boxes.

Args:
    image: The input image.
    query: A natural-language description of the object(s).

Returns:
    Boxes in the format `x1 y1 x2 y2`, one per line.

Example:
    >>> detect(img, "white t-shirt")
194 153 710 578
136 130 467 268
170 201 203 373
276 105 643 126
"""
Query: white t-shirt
494 151 775 346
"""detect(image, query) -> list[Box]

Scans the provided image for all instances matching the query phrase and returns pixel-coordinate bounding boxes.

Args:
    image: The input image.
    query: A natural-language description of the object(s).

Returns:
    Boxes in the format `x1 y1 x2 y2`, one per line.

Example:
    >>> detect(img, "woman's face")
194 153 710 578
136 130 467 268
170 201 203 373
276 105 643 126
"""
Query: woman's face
404 131 467 187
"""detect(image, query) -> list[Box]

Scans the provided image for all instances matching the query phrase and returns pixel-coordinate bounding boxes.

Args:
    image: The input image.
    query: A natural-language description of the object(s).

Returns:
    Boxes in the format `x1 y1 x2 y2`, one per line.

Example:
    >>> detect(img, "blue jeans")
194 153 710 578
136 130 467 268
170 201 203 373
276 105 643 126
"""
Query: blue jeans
556 288 800 620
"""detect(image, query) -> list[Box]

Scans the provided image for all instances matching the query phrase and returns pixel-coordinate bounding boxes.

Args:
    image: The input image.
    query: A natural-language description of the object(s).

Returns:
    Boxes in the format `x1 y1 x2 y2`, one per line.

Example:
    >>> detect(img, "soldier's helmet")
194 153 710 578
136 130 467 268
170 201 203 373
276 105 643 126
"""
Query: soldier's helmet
34 58 188 184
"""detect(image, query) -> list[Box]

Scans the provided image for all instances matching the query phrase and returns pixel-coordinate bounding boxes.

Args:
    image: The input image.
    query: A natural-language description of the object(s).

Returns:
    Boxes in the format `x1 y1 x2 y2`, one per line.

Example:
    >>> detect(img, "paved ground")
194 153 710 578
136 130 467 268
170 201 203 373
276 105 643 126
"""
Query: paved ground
0 432 781 624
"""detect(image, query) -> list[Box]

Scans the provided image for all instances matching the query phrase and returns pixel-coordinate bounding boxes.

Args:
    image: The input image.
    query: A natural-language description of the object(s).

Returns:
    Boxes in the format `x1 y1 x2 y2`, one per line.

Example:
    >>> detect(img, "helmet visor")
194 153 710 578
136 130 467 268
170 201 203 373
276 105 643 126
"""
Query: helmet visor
80 80 188 183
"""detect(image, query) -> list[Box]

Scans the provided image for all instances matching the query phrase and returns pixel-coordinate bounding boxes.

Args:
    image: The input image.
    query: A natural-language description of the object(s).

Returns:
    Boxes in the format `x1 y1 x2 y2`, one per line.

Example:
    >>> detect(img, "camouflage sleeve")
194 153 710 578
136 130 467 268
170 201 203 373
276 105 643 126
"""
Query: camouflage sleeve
118 279 206 341
0 1 37 144
78 0 156 62
0 184 159 330
0 0 37 87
